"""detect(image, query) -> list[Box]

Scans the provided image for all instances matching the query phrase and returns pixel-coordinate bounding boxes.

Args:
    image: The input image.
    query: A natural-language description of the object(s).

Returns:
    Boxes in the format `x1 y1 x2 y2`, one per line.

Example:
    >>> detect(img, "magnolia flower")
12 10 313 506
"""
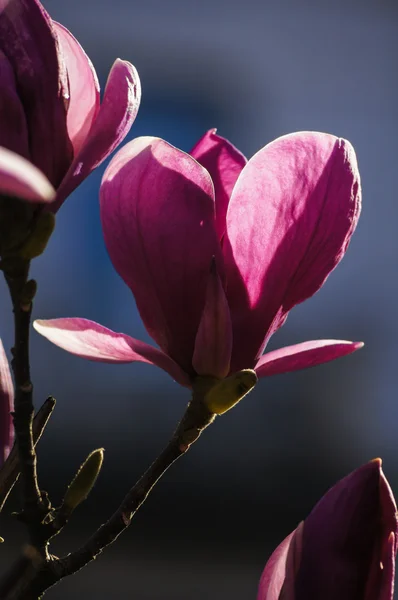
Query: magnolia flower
35 130 362 389
0 340 13 466
258 459 397 600
0 0 140 208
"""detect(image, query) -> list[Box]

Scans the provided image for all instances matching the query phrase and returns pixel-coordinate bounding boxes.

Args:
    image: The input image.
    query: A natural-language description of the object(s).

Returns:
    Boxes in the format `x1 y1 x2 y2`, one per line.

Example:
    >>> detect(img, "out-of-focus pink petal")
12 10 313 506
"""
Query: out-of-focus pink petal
100 136 223 375
53 22 100 156
0 147 55 202
33 318 190 387
0 51 29 158
190 129 247 239
192 259 232 378
0 339 14 466
224 131 361 372
257 530 295 600
295 460 392 600
53 59 140 211
0 0 72 186
255 340 363 378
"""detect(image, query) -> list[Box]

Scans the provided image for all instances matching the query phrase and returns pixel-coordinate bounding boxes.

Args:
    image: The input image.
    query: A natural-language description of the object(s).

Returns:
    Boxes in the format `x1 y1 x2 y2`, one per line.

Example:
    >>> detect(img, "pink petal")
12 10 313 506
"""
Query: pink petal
255 340 363 378
0 339 14 466
53 59 140 211
33 318 190 387
257 530 296 600
192 259 232 378
0 0 73 186
223 132 361 372
100 137 224 375
190 129 247 239
53 22 100 156
0 147 55 202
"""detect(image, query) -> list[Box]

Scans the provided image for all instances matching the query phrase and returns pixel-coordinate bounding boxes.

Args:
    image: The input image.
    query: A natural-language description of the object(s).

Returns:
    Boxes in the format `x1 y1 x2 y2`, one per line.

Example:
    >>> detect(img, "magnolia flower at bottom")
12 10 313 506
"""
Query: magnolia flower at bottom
258 460 398 600
34 130 362 391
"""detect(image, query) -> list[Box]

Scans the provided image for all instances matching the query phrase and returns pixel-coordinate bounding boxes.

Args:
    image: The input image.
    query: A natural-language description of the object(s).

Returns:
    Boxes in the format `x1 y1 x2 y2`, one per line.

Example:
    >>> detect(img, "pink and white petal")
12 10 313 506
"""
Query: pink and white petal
52 59 140 211
33 318 190 387
190 129 247 239
255 340 363 378
0 147 55 202
257 530 296 600
192 259 232 379
0 339 14 466
53 22 100 156
100 137 223 375
224 132 361 372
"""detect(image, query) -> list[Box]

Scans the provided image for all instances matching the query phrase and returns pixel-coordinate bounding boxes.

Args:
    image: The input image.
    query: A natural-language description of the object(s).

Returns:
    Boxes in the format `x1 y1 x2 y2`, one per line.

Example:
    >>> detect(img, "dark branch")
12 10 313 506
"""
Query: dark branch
0 397 56 513
11 388 216 598
3 258 46 546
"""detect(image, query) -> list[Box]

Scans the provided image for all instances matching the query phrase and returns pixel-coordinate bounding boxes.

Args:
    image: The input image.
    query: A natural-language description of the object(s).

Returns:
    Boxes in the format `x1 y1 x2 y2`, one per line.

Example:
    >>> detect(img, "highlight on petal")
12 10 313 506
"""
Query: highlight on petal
224 131 361 372
190 129 247 239
255 340 363 378
53 59 141 211
53 22 100 156
192 259 232 378
100 136 223 374
0 147 55 202
33 318 190 387
0 0 73 186
0 339 14 466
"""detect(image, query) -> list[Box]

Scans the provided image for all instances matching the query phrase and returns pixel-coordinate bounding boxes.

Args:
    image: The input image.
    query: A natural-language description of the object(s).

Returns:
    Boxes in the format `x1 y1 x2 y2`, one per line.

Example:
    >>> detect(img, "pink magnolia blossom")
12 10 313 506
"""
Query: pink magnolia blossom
35 130 362 388
258 460 397 600
0 0 140 207
0 340 14 466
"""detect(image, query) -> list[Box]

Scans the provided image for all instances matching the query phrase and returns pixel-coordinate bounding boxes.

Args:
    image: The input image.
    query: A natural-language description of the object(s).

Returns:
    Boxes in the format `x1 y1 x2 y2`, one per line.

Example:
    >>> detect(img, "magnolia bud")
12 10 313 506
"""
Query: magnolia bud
63 448 104 513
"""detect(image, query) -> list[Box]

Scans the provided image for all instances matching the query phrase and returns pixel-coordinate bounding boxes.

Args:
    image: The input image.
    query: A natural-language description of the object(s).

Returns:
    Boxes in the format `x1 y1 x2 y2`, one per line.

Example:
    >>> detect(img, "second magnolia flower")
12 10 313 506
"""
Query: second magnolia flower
35 130 362 387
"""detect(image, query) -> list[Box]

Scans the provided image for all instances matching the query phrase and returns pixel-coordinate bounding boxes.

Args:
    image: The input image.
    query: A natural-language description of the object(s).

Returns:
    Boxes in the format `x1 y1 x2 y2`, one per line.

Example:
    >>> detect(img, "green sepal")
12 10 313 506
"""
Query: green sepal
18 212 55 259
204 369 258 415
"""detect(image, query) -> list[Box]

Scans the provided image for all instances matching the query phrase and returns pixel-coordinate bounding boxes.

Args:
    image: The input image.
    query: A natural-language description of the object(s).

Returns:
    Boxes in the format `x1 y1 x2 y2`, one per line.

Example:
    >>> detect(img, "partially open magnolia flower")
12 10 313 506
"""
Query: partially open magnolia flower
258 460 397 600
0 340 13 466
0 0 140 208
35 130 362 391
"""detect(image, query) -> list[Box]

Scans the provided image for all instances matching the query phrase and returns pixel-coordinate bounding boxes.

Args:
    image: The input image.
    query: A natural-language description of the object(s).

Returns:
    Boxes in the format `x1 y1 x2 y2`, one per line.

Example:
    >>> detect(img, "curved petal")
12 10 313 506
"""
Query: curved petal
33 318 190 387
295 460 394 600
53 22 100 156
192 259 232 378
0 147 55 202
100 136 224 374
0 339 14 466
223 132 361 372
53 59 140 210
0 0 72 186
255 340 363 378
257 531 295 600
190 129 247 239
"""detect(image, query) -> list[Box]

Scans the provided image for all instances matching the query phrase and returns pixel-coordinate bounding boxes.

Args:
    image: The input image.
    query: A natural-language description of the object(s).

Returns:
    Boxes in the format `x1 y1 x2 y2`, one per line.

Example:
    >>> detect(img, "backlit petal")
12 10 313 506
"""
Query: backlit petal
33 318 190 387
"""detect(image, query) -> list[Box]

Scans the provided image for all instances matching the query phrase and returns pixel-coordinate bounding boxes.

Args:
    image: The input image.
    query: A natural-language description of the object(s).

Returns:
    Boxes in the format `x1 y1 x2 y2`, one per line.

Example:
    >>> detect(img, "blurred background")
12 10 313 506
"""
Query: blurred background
1 0 398 597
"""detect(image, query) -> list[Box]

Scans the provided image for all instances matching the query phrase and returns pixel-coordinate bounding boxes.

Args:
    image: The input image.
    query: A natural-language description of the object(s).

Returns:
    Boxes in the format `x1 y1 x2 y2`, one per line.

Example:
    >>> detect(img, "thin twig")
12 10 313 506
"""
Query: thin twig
10 386 216 598
0 397 56 513
3 258 46 545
